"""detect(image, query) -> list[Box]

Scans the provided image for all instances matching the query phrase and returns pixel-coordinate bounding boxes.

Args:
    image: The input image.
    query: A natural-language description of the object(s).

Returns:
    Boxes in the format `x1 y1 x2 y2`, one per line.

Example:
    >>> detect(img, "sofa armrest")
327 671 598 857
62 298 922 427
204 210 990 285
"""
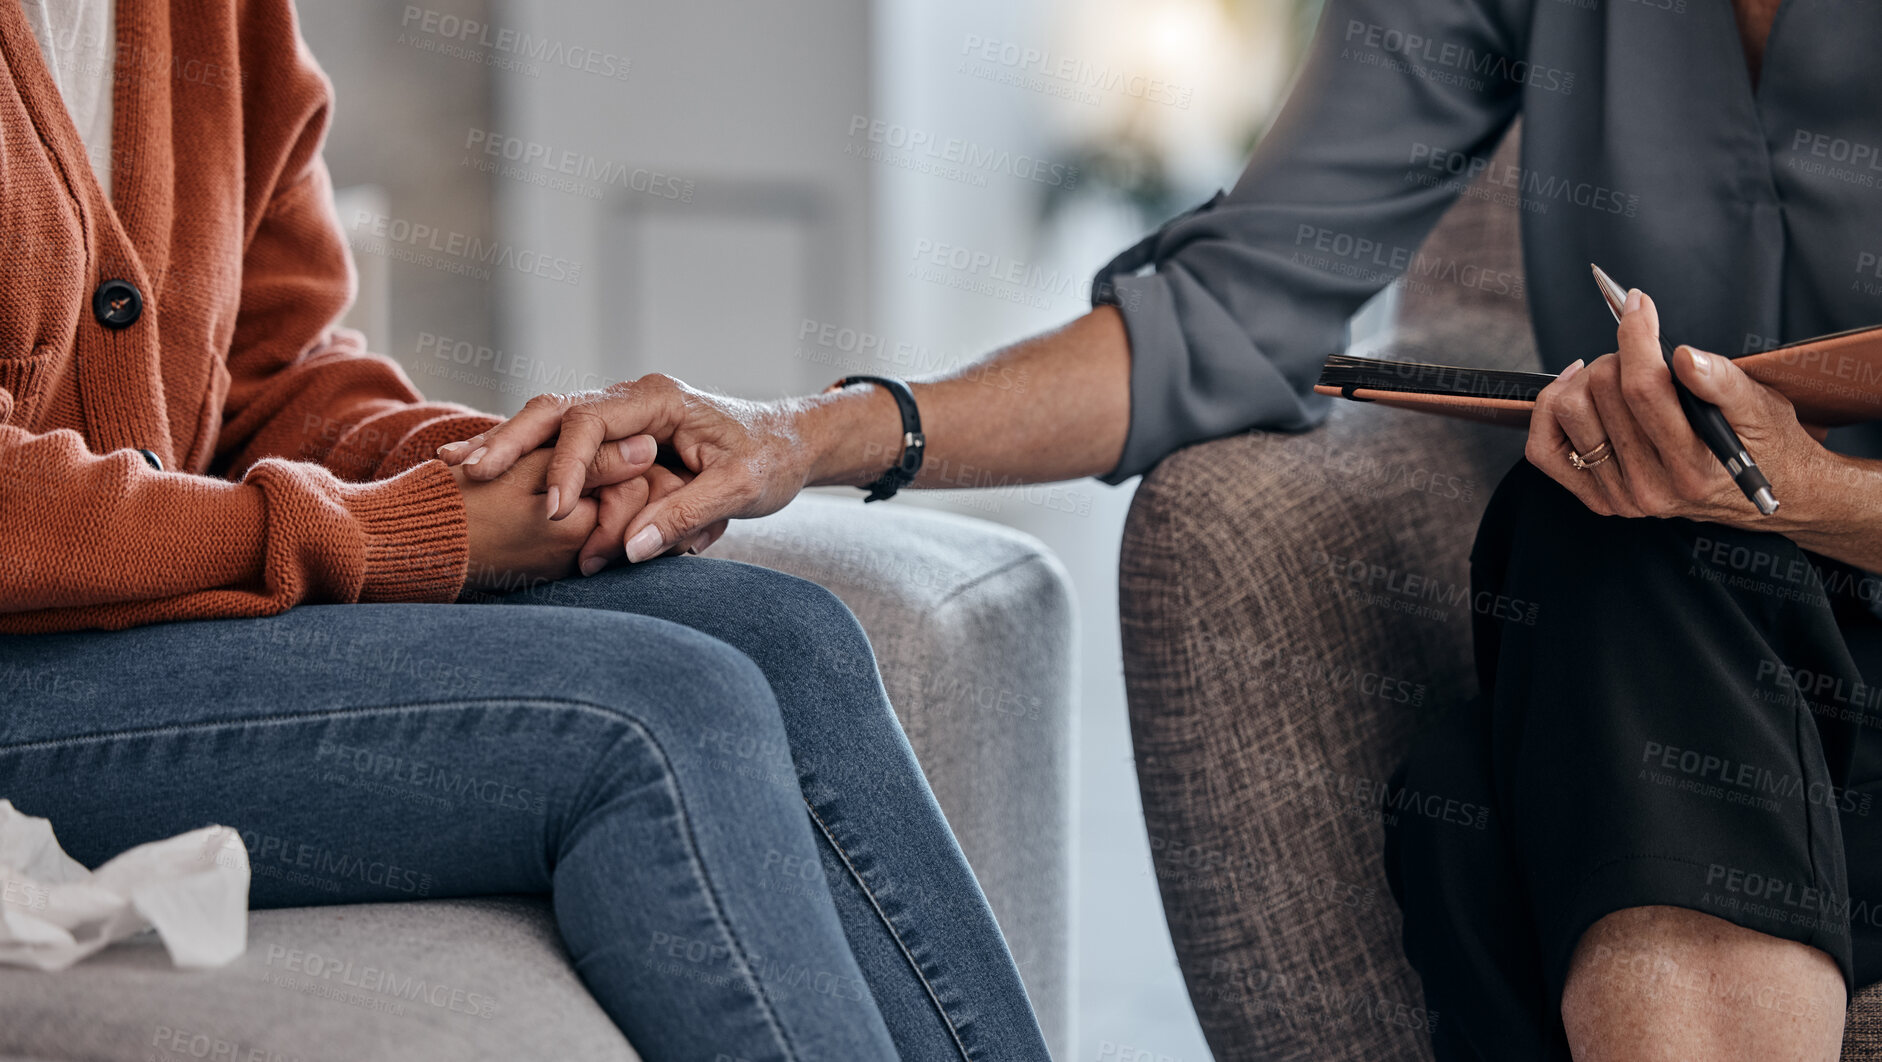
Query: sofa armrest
712 493 1075 1056
1119 400 1523 1061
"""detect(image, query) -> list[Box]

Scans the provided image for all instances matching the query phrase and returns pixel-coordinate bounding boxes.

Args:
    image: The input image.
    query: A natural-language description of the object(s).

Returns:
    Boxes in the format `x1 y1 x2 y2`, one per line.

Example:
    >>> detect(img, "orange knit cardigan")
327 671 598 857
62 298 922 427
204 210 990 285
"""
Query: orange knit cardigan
0 0 500 633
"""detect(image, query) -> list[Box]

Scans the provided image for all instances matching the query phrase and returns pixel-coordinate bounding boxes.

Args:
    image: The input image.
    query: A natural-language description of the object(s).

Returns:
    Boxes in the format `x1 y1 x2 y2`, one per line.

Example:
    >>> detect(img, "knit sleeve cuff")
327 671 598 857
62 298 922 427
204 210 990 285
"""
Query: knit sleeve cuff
374 409 504 479
335 459 470 603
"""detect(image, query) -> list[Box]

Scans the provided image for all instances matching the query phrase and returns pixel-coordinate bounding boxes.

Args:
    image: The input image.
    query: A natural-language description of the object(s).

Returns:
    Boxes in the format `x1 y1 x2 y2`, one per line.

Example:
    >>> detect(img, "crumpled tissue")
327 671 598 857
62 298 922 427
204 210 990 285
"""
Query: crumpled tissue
0 799 249 970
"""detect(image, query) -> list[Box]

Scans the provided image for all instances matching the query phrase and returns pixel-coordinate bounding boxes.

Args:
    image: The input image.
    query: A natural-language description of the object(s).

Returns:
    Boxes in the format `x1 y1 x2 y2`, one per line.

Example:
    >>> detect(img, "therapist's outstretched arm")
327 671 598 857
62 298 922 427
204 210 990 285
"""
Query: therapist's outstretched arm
437 305 1130 562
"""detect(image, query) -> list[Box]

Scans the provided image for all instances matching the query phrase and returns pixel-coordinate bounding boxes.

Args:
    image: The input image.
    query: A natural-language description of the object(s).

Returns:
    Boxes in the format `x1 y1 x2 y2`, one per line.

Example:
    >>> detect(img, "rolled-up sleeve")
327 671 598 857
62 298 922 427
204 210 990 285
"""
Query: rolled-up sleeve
1094 0 1531 483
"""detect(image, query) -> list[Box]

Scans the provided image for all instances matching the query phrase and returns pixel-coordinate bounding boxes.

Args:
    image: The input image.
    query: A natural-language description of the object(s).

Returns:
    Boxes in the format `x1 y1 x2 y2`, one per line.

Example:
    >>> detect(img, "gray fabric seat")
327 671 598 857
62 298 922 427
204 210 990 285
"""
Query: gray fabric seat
0 495 1075 1061
7 898 628 1061
1118 122 1882 1061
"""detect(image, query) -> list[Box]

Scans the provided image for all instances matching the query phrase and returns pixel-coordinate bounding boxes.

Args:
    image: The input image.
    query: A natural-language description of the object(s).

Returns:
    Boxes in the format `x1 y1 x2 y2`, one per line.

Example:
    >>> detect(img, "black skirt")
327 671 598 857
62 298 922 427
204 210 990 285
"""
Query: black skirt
1385 459 1882 1061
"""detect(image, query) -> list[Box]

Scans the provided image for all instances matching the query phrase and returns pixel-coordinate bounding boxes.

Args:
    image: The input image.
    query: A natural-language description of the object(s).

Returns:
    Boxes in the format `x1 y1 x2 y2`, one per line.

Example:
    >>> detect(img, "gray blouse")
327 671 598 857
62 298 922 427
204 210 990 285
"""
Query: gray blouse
1093 0 1882 483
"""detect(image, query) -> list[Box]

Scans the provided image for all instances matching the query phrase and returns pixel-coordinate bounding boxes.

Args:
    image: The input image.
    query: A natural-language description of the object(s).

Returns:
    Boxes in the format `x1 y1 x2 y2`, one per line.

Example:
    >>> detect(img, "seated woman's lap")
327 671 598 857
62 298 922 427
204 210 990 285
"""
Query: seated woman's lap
0 588 914 1056
484 556 920 807
0 599 809 903
0 556 888 870
1387 460 1882 1058
0 557 1048 1059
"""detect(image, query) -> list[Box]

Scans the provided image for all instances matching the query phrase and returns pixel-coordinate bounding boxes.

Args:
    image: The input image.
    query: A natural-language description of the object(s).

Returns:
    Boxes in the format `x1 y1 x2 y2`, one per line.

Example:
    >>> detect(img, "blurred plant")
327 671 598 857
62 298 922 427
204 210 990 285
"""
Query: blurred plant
1045 0 1325 224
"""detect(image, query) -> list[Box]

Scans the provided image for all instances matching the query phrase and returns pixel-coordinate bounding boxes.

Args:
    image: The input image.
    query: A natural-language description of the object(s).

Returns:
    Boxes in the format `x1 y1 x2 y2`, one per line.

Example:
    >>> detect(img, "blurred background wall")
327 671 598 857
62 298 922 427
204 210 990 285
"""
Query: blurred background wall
300 2 1326 1057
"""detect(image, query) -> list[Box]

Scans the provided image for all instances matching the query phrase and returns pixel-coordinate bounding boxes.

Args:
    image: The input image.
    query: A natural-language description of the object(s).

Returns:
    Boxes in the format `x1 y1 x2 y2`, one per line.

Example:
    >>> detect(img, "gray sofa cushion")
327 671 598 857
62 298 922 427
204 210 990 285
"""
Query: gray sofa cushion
0 897 635 1062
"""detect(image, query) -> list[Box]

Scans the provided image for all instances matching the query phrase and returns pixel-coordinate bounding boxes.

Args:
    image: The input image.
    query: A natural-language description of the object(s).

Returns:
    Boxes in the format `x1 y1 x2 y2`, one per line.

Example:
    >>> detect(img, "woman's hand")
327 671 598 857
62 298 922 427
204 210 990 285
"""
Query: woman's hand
452 448 628 592
1525 289 1834 533
439 375 812 563
575 461 732 575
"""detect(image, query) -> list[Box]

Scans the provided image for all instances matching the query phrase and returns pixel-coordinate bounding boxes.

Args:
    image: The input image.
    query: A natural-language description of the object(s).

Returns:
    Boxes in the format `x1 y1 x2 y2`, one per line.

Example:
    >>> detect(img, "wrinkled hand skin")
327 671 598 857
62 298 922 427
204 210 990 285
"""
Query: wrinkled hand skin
1525 288 1833 535
438 374 801 565
574 459 731 575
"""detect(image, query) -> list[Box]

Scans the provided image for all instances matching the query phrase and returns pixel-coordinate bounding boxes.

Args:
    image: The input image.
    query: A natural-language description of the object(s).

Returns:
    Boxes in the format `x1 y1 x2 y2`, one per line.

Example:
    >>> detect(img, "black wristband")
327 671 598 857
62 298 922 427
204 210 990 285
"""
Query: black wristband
829 375 925 502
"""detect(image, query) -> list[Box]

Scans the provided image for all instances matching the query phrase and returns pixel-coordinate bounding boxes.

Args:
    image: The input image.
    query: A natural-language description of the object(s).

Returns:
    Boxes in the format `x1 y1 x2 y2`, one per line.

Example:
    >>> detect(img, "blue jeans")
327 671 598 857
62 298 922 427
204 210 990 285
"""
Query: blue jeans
0 557 1050 1061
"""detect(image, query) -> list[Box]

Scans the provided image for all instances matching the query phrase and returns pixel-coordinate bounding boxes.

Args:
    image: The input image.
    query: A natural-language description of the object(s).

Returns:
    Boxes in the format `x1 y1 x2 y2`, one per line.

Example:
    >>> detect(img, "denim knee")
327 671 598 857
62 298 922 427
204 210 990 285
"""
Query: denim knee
759 570 874 670
678 564 879 687
532 610 783 752
557 558 876 676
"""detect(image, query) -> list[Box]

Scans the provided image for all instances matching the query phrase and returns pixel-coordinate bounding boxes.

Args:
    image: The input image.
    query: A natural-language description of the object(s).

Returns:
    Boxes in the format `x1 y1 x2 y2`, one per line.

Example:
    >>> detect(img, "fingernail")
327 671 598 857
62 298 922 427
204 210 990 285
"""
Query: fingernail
579 556 605 577
625 527 663 564
463 447 487 466
1560 358 1586 379
438 440 464 454
620 435 656 465
1686 347 1713 376
545 485 561 519
1623 288 1642 314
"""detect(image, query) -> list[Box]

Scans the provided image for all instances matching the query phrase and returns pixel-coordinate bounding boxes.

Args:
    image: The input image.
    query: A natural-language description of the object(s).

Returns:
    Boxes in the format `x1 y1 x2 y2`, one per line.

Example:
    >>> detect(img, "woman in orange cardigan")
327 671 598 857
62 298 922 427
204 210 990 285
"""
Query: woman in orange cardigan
0 1 1049 1058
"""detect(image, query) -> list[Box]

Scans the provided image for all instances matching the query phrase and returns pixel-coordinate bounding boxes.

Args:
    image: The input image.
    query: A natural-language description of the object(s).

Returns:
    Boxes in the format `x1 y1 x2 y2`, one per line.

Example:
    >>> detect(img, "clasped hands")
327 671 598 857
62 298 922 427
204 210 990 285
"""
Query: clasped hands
441 434 730 593
437 373 811 593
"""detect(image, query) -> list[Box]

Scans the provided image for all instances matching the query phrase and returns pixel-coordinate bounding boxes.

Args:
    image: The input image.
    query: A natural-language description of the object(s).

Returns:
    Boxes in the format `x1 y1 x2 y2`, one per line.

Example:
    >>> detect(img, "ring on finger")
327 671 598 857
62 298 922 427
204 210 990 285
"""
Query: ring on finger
1569 439 1614 471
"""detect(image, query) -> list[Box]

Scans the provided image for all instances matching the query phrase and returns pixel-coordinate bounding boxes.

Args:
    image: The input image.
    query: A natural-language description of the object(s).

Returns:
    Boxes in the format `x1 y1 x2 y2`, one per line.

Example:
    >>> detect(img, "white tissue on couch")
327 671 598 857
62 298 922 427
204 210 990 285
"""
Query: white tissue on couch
0 800 249 971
